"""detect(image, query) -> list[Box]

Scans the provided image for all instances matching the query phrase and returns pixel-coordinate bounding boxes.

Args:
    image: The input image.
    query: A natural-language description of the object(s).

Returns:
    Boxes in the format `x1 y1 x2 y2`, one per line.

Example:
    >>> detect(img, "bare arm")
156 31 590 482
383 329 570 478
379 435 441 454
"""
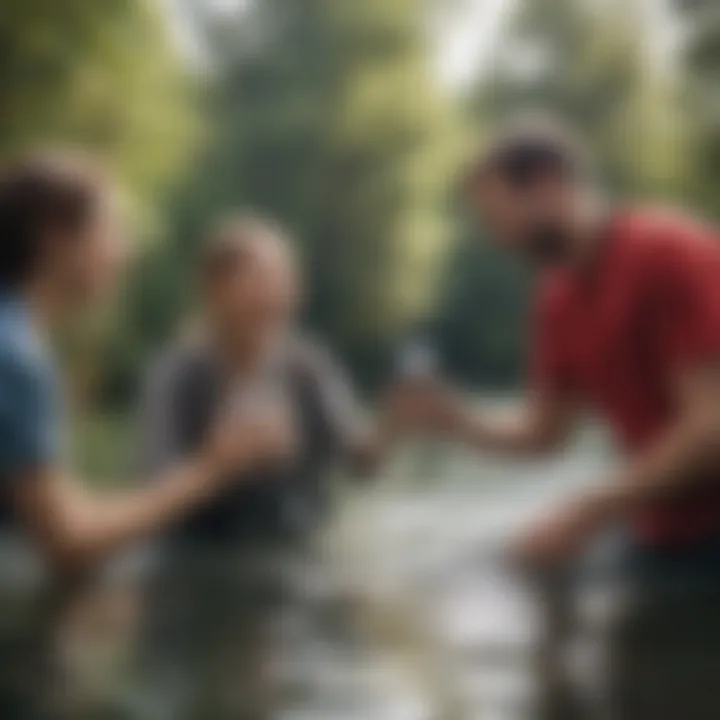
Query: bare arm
11 457 220 575
388 378 577 459
342 410 402 476
0 336 296 575
445 387 577 456
590 228 720 519
590 363 720 520
297 342 399 477
291 341 575 474
513 362 720 568
10 404 291 576
515 228 720 565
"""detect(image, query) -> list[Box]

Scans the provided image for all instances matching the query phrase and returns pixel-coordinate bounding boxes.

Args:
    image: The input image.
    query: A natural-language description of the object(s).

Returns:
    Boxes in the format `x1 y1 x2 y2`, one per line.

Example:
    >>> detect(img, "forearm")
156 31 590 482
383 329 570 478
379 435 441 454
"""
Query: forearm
597 411 720 518
350 402 561 477
50 458 217 572
452 400 567 457
345 417 402 477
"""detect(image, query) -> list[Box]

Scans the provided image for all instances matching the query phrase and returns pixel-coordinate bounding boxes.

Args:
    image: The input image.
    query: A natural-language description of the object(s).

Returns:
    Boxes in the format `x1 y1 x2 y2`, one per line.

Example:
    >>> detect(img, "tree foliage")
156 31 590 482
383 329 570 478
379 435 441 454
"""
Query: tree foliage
130 0 457 387
0 0 194 207
4 0 717 402
672 0 720 215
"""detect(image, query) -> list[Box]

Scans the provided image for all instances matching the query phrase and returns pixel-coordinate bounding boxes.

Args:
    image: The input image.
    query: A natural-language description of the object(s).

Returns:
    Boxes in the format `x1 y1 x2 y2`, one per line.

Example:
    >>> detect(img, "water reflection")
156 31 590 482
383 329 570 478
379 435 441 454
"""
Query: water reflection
0 424 611 719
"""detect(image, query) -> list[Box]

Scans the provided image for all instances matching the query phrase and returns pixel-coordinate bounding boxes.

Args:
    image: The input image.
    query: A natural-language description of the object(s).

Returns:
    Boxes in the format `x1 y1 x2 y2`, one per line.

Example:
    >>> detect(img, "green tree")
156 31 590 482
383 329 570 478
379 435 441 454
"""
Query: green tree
0 0 194 207
672 0 720 216
132 0 456 388
477 0 686 196
436 230 532 388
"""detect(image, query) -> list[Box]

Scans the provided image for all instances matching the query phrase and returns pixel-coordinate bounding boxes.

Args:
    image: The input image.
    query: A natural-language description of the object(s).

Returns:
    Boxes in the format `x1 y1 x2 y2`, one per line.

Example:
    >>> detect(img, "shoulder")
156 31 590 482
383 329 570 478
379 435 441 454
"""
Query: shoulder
0 335 56 450
617 206 719 277
282 333 354 393
284 333 344 374
0 314 54 402
143 334 215 398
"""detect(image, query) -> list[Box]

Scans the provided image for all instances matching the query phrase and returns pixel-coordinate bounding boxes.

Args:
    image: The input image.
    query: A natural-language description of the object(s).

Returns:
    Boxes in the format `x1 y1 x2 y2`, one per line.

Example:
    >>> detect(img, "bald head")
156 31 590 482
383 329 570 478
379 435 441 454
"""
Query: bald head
201 215 300 360
202 215 296 279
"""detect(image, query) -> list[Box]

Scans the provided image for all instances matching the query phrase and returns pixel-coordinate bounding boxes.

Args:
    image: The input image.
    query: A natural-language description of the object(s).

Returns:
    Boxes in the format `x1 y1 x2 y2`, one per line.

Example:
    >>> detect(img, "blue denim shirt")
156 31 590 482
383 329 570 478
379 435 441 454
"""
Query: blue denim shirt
0 294 60 524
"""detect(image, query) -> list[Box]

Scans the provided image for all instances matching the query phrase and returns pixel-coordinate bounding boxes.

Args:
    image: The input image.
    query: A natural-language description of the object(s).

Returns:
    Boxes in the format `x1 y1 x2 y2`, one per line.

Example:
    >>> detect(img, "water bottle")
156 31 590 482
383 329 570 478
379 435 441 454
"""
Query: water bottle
395 338 442 484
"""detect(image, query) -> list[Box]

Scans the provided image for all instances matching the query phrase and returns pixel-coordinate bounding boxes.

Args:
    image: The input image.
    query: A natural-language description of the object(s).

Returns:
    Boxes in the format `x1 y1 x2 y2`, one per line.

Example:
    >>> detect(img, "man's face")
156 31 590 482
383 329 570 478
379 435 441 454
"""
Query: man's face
206 243 299 359
46 191 128 310
471 172 576 267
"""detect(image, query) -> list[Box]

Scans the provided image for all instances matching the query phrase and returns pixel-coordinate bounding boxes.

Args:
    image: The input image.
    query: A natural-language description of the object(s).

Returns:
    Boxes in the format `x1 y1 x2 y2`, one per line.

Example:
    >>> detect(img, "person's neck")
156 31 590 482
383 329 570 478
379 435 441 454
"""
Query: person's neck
566 194 612 272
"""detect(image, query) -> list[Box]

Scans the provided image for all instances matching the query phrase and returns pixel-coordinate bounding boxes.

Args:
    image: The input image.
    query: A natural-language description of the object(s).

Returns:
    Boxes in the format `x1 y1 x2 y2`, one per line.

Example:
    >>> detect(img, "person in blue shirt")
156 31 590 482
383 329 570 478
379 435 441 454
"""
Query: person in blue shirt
0 151 294 577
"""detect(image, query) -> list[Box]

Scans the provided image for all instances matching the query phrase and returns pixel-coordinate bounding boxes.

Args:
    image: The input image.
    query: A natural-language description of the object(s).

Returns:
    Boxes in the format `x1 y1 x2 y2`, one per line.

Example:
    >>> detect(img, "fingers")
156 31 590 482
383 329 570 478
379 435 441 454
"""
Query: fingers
506 498 600 572
383 377 462 437
206 400 298 476
254 406 297 463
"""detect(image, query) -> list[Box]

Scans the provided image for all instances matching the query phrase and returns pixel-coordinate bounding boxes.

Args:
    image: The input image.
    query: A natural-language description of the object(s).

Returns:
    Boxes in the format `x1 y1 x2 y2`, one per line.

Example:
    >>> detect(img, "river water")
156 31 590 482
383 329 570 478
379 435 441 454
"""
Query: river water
283 421 614 720
0 416 615 720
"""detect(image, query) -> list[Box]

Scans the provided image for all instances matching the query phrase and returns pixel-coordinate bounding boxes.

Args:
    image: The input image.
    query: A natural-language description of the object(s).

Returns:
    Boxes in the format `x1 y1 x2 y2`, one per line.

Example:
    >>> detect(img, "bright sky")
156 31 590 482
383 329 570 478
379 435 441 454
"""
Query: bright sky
163 0 511 91
434 0 512 89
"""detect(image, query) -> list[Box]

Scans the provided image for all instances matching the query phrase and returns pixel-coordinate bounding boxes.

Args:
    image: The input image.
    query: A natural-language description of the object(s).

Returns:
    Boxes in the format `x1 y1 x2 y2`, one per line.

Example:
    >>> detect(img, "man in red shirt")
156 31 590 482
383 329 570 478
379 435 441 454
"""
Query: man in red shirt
405 116 720 563
397 115 720 717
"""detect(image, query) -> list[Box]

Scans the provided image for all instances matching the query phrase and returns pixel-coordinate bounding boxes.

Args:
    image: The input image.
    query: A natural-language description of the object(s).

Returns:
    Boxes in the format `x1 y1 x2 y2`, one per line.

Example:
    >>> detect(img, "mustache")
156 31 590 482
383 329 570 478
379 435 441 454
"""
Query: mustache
521 226 571 266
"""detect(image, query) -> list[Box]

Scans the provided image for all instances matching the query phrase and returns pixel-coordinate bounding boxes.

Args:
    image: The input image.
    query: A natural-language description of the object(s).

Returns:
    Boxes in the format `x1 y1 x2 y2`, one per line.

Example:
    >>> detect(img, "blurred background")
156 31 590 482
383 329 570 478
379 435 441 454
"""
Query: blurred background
5 0 713 460
2 0 718 717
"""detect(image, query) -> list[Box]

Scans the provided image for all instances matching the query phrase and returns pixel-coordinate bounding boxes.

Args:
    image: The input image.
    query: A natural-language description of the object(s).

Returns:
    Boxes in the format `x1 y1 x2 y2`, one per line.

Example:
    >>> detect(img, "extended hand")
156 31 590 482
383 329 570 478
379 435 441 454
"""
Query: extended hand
385 377 467 438
509 492 612 569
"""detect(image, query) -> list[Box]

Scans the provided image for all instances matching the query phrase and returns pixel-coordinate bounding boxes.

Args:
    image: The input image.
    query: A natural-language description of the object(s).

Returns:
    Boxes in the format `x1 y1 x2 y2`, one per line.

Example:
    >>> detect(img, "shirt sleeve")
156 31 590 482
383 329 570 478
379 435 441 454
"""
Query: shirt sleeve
303 343 366 459
135 352 186 475
0 350 59 476
647 224 720 372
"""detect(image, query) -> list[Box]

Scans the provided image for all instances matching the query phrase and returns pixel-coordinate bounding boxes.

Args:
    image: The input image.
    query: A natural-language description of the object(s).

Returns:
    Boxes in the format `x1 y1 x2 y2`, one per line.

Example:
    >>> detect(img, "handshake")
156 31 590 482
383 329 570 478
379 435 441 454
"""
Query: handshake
380 340 469 441
381 374 468 441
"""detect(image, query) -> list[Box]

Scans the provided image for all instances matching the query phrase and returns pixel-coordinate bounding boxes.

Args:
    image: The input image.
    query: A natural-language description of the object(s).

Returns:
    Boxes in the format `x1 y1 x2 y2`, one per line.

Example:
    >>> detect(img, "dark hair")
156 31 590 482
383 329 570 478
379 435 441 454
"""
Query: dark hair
465 114 589 191
0 151 107 288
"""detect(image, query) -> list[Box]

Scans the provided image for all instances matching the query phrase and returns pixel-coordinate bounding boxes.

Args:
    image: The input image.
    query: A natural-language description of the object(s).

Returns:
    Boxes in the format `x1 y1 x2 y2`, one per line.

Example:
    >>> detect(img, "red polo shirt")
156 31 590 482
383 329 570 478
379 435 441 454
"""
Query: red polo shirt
532 208 720 546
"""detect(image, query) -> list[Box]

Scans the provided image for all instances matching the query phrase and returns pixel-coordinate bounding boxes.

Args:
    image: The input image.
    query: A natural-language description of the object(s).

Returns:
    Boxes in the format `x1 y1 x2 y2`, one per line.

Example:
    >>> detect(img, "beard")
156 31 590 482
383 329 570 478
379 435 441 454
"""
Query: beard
520 223 572 267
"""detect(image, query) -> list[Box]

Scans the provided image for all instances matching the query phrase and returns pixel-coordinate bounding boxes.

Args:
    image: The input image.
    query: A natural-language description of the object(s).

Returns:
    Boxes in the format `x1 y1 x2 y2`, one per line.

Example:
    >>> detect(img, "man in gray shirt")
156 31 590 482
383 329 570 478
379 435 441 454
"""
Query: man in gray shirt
136 216 396 719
